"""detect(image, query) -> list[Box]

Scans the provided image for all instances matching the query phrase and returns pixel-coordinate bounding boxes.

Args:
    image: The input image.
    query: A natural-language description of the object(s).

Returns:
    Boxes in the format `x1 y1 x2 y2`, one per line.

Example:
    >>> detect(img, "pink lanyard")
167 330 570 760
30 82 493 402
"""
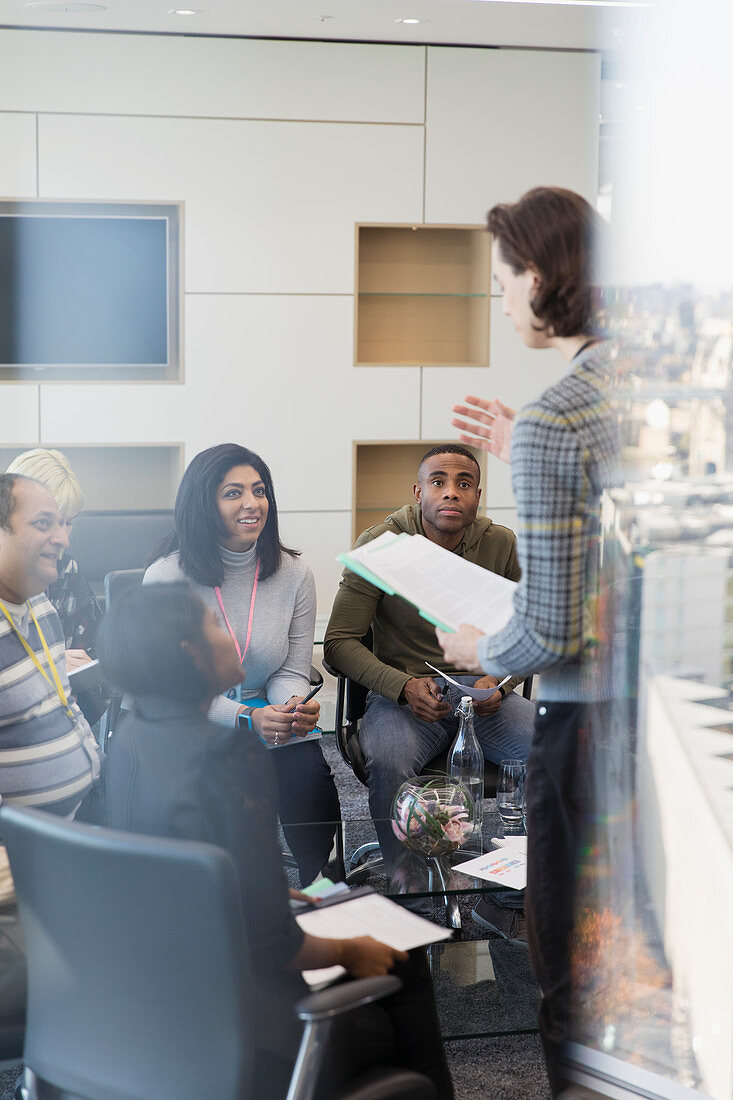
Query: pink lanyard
214 561 259 665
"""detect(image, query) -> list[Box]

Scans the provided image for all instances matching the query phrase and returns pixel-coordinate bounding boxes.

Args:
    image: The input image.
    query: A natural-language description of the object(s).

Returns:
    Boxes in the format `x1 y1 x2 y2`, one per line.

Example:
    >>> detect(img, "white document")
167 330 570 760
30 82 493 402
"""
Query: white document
455 848 527 890
424 663 511 701
301 964 347 989
299 893 452 988
339 531 517 634
297 892 452 989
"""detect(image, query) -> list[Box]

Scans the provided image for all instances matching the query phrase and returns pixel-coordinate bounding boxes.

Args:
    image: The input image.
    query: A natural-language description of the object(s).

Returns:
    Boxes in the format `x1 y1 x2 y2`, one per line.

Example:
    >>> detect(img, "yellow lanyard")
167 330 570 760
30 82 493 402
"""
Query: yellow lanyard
0 598 75 721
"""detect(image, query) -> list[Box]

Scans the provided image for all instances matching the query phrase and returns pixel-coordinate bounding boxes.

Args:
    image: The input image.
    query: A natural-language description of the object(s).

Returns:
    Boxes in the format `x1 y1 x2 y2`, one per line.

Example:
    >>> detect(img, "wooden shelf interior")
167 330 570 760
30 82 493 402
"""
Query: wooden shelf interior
355 225 491 366
352 439 487 545
0 444 183 511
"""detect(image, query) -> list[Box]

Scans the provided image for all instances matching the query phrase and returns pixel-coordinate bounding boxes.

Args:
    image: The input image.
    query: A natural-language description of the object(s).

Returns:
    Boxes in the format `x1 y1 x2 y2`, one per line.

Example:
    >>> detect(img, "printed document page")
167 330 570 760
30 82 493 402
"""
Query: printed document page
454 848 527 890
298 893 452 987
341 532 517 633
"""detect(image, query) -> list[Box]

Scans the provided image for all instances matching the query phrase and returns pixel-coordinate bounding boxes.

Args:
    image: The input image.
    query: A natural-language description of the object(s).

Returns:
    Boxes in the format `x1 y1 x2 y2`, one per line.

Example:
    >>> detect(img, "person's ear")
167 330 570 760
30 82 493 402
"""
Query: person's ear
527 264 542 294
476 486 482 503
413 480 422 504
181 639 207 675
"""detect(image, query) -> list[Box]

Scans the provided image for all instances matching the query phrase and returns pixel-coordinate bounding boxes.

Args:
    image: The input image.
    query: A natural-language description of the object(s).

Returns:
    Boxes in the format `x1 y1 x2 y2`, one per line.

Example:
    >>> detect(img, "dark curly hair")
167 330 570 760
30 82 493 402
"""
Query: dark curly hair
418 444 480 483
487 186 602 339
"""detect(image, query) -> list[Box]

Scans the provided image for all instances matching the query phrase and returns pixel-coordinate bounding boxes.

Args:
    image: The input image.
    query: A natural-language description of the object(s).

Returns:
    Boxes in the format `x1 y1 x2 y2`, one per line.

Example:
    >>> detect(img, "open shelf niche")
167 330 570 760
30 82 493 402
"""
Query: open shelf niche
0 444 184 511
352 440 487 545
355 224 491 366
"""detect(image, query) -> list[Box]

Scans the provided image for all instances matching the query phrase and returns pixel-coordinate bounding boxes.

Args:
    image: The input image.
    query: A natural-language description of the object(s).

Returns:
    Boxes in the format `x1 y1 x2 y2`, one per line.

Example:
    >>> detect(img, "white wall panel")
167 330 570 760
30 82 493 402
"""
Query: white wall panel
488 297 565 404
0 31 425 124
40 295 420 512
0 387 39 443
39 384 189 446
279 510 351 615
0 113 37 195
425 48 600 222
39 115 423 294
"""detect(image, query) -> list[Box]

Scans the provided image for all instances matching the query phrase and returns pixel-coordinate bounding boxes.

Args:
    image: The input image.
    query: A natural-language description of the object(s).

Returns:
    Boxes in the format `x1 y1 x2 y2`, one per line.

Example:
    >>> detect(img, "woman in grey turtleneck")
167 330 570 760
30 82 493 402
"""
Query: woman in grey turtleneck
145 443 340 886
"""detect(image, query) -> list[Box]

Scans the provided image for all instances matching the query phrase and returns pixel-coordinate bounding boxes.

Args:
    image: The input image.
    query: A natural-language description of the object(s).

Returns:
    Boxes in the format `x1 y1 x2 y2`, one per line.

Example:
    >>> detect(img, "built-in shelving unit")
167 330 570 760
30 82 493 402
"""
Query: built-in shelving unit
0 444 183 511
355 224 491 366
352 439 487 545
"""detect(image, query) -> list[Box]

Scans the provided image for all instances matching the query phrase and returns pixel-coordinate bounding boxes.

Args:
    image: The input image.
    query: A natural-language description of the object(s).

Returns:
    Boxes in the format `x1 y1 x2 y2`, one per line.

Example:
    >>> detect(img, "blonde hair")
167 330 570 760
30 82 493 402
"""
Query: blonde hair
6 449 84 518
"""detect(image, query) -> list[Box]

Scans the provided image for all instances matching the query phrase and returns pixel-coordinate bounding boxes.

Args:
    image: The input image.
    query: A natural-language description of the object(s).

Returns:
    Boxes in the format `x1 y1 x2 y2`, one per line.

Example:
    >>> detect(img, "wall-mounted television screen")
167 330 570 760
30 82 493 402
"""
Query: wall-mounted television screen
0 200 181 381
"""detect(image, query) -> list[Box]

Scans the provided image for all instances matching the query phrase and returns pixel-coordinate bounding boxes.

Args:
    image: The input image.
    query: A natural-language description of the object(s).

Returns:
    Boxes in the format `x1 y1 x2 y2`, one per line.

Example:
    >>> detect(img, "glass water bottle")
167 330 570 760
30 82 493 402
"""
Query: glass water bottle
448 695 484 831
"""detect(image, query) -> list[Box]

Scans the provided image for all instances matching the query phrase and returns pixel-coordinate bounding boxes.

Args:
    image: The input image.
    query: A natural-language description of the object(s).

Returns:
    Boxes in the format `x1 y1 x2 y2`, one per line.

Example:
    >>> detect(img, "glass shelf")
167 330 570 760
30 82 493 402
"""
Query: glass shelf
358 291 487 298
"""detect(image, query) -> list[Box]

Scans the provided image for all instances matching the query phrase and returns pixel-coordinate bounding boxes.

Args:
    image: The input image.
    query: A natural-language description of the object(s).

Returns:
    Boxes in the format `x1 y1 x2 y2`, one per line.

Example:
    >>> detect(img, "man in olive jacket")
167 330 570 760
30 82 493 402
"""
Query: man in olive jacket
324 444 535 875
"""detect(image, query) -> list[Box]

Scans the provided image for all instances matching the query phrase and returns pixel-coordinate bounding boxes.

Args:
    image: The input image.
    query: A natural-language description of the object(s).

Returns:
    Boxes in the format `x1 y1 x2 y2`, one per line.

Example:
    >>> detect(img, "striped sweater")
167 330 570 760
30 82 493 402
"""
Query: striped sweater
476 341 619 703
0 592 102 902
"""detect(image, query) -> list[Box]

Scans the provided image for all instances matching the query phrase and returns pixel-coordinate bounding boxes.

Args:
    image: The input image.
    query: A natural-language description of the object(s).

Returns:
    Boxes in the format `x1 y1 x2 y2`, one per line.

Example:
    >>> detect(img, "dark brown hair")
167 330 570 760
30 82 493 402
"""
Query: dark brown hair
0 473 25 532
488 186 601 339
98 583 212 703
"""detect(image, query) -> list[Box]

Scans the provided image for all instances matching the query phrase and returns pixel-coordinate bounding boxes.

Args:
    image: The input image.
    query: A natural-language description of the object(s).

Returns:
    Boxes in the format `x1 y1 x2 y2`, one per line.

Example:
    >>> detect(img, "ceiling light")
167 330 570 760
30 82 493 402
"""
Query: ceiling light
168 7 201 14
396 18 422 23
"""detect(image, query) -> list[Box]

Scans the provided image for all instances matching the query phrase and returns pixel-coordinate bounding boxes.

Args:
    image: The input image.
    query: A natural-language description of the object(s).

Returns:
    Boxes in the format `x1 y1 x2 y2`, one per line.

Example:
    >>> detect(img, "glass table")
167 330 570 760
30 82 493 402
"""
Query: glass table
284 813 539 1040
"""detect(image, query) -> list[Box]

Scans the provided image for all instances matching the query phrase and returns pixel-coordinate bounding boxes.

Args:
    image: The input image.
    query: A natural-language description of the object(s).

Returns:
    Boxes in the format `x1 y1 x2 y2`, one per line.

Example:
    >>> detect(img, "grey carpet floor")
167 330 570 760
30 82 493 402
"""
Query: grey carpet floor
0 734 550 1100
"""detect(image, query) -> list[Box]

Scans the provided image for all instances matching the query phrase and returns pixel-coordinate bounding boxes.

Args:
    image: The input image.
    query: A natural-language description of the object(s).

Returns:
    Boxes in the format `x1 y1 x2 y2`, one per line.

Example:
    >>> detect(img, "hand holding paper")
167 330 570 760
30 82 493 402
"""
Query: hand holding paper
435 624 485 672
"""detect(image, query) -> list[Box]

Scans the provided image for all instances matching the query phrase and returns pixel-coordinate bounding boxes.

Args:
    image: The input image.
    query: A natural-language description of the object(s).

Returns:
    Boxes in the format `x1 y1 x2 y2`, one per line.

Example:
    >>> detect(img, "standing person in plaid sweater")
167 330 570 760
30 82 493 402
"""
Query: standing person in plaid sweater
437 187 618 1096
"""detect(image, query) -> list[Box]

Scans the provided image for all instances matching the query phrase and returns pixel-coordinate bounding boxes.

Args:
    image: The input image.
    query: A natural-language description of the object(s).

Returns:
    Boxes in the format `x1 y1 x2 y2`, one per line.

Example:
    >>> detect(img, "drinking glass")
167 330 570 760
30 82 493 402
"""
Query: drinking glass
497 759 526 825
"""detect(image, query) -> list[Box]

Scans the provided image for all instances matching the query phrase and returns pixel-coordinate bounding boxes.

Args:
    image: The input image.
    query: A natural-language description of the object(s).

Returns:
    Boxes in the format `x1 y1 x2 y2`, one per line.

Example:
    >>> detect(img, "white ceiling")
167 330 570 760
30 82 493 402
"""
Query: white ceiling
0 0 613 51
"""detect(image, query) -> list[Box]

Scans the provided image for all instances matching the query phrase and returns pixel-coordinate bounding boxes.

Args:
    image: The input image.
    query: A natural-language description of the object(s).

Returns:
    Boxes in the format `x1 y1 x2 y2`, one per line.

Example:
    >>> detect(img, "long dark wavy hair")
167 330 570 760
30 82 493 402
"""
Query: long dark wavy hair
154 444 299 588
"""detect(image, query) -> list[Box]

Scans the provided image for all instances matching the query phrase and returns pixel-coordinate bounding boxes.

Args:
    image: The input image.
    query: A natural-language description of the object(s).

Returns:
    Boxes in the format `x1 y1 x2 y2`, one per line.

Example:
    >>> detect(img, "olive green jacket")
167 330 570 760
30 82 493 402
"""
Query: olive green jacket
324 504 523 703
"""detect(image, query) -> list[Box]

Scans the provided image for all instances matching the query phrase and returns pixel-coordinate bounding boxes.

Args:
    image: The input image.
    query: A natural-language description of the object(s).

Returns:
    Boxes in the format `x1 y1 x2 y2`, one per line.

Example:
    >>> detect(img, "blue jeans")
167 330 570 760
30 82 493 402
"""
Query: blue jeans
360 676 535 873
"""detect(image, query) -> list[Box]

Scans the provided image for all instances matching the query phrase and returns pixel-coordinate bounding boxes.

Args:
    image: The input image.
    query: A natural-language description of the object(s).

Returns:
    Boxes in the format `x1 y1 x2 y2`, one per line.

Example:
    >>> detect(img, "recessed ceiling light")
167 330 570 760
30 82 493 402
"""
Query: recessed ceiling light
24 2 106 11
168 7 201 14
395 17 422 24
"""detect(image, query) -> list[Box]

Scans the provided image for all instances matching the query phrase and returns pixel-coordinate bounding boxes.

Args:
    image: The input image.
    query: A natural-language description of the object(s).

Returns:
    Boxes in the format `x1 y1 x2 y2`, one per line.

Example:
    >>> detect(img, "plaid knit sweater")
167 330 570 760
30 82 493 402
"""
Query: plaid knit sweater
476 341 618 702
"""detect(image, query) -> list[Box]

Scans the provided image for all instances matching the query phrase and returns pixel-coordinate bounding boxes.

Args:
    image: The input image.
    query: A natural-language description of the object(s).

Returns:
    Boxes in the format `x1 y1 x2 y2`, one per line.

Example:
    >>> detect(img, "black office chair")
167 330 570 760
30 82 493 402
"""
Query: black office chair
95 569 146 750
1 805 436 1100
324 635 533 881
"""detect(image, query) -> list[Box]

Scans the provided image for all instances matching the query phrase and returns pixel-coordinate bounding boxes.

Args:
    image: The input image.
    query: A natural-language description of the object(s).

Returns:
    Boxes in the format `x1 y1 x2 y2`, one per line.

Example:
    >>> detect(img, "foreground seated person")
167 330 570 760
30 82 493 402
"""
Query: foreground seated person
324 445 535 884
98 583 454 1100
0 473 102 1034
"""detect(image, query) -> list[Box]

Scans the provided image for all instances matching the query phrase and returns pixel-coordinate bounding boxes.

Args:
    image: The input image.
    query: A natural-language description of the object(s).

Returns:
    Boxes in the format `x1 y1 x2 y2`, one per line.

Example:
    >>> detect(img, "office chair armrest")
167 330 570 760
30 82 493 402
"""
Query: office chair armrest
309 665 323 688
320 658 338 680
295 975 402 1022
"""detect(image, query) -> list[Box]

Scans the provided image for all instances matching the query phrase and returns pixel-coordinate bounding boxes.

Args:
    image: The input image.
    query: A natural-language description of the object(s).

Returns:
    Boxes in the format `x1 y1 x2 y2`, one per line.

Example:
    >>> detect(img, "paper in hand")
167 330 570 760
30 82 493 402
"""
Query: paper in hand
424 662 510 701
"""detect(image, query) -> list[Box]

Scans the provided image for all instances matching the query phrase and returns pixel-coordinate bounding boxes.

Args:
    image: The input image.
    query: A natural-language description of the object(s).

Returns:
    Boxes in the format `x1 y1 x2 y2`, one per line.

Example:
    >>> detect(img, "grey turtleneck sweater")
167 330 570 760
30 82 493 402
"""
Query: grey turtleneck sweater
144 545 317 727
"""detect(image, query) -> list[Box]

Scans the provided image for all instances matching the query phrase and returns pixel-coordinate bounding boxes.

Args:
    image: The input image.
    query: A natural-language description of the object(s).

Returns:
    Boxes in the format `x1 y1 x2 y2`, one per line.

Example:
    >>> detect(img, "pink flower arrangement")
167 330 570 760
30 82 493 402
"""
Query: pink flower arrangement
391 776 476 857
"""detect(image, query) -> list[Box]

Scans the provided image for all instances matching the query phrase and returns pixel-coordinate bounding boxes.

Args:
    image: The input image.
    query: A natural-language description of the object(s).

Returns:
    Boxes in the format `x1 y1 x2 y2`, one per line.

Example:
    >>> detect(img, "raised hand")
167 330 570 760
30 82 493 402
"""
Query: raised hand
452 395 515 463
